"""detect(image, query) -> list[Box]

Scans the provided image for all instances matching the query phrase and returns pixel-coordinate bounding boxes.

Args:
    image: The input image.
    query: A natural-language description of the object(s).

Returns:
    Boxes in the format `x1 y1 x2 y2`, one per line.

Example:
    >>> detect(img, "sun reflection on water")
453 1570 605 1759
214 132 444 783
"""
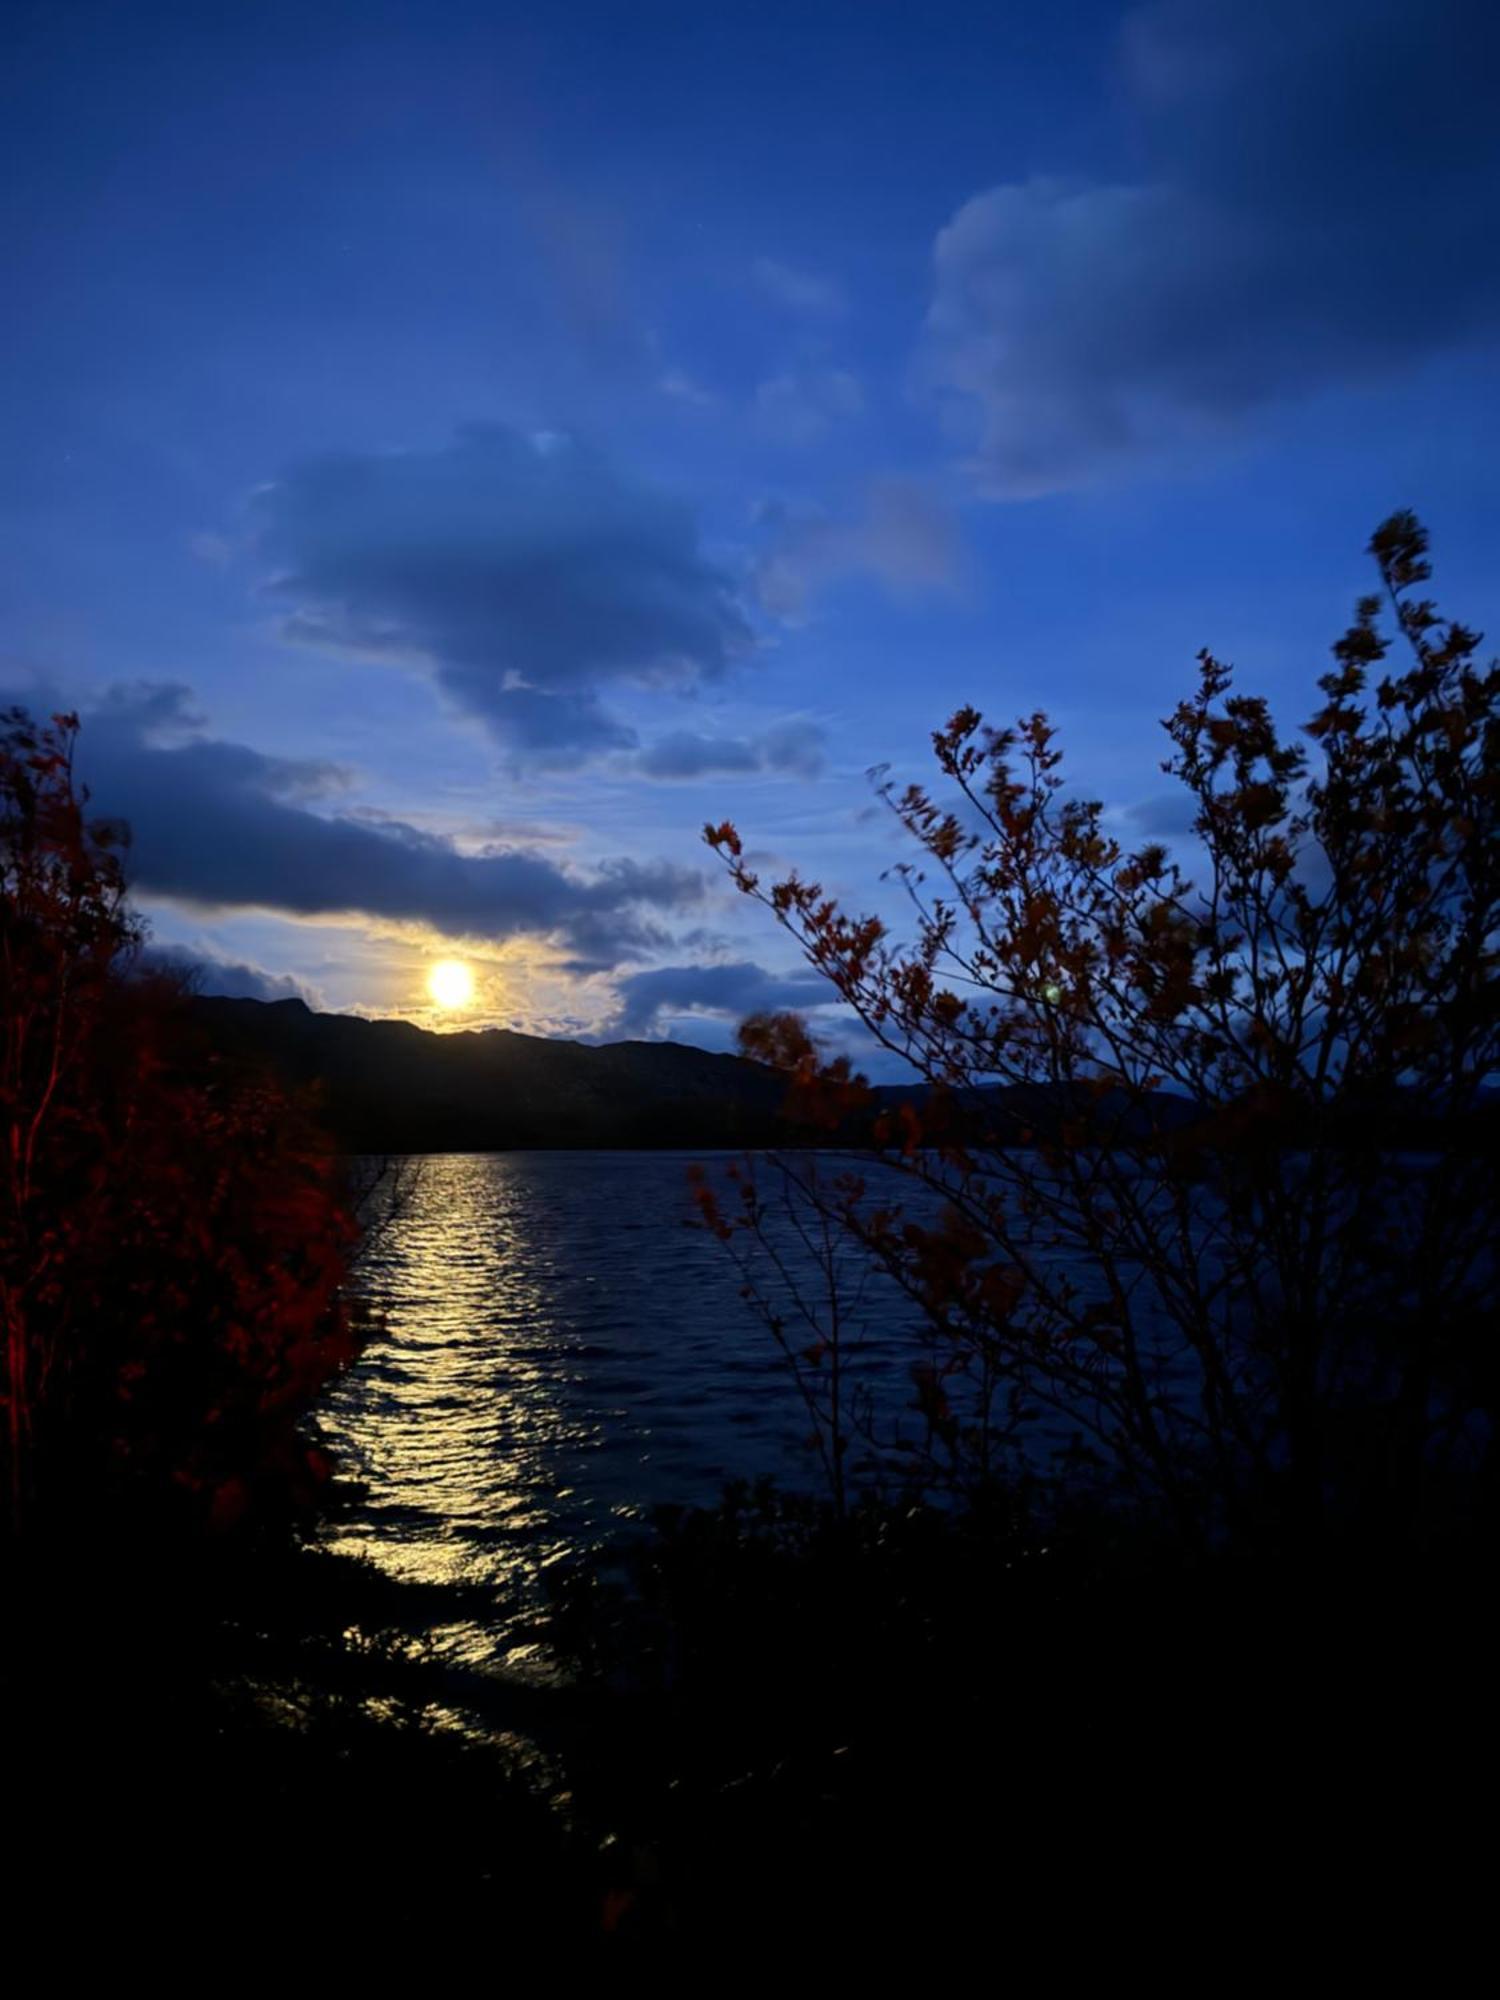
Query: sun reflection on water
315 1152 937 1668
321 1159 600 1645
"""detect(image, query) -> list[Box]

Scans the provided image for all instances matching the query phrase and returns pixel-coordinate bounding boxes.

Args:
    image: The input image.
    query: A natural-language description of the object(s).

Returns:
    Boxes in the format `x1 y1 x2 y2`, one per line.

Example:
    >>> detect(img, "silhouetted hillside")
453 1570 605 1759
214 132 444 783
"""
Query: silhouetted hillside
193 998 804 1151
190 998 1491 1155
193 998 1223 1153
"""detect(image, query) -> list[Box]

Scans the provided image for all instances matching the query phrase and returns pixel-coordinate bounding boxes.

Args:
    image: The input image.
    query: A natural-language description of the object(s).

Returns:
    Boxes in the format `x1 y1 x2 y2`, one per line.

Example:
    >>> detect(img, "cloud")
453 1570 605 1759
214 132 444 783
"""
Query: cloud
754 367 864 446
139 943 320 1006
921 0 1500 496
634 718 826 781
44 683 702 968
756 479 960 619
751 257 846 318
254 425 752 766
608 959 835 1038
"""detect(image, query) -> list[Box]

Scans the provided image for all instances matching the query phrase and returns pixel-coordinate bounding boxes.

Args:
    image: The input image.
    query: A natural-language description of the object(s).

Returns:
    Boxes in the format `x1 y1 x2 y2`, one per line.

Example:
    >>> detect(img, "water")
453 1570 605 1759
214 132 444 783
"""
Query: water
314 1146 1313 1668
316 1151 925 1666
315 1146 1482 1673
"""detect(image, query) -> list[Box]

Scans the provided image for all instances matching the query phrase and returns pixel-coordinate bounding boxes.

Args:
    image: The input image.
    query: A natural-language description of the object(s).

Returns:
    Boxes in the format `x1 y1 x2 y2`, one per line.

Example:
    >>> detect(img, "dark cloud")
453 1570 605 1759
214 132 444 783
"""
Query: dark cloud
608 959 835 1038
923 0 1500 496
139 943 318 1005
635 718 826 781
51 683 701 965
254 425 752 766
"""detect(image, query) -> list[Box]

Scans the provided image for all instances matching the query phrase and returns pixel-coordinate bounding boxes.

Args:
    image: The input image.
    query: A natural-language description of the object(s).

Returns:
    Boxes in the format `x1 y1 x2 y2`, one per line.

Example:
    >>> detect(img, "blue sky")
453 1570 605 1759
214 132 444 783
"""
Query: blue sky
3 0 1498 1055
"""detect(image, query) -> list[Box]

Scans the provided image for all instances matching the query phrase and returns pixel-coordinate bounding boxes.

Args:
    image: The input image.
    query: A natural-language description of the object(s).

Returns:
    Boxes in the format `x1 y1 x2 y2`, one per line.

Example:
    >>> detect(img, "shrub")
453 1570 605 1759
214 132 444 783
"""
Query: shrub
1 708 359 1544
703 516 1498 1555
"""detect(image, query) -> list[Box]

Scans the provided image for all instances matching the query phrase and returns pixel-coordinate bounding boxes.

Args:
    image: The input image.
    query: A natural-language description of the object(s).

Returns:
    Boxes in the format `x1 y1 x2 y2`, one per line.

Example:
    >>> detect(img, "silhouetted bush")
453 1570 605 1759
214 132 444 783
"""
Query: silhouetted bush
704 515 1498 1557
547 1469 1489 1946
1 708 360 1546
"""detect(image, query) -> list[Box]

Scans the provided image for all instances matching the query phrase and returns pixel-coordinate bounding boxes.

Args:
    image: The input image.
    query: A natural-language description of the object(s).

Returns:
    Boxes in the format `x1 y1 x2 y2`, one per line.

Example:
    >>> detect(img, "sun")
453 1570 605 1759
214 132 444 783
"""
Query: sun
427 959 475 1011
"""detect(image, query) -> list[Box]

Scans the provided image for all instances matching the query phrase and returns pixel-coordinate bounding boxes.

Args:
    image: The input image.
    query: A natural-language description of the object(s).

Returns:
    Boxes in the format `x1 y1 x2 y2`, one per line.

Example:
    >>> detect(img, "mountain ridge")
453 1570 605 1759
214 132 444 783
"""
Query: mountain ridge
189 997 1209 1154
192 996 1492 1156
192 996 804 1151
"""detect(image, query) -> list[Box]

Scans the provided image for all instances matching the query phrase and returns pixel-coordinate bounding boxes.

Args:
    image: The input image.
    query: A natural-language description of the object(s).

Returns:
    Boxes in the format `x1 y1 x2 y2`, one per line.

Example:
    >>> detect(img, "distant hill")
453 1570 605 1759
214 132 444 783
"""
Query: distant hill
188 998 1207 1155
192 998 803 1152
190 997 1490 1156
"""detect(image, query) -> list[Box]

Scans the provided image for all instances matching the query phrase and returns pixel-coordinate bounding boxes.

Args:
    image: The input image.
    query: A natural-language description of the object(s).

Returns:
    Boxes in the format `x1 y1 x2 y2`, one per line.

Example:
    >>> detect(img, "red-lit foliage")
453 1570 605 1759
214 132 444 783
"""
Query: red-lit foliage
2 709 359 1542
703 517 1499 1550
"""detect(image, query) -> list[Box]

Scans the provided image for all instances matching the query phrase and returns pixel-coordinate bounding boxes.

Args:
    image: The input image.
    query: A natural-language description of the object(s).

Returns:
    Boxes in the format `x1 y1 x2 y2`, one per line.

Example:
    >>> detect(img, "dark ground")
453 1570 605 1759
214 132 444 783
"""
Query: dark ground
6 1492 1488 1965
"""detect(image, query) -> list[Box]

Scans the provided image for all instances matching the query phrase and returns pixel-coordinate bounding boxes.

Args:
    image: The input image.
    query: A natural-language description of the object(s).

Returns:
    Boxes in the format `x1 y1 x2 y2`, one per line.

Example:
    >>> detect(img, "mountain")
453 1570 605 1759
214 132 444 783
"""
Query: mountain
188 997 1201 1154
192 997 802 1152
196 997 1489 1157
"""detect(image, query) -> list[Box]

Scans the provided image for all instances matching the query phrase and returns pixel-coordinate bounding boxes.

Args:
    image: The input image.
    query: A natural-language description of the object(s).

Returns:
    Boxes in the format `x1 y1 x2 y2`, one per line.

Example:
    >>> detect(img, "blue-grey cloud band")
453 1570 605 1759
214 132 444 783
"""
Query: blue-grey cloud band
922 0 1500 495
10 683 704 969
255 424 752 767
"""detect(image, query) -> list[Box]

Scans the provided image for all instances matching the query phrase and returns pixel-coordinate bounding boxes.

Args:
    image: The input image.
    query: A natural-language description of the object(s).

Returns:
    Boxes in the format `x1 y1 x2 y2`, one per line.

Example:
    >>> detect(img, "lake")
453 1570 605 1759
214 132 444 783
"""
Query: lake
313 1147 1465 1670
316 1150 932 1666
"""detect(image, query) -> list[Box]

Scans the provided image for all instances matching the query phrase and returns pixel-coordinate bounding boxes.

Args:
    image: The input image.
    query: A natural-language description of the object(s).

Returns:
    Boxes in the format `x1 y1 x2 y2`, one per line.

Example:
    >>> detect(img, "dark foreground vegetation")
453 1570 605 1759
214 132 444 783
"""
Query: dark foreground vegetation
4 517 1495 1958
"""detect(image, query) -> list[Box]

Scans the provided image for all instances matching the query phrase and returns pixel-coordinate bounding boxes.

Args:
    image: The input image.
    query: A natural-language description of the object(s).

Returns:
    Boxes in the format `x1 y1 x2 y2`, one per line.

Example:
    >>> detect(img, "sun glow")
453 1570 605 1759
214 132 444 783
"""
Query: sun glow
427 959 476 1010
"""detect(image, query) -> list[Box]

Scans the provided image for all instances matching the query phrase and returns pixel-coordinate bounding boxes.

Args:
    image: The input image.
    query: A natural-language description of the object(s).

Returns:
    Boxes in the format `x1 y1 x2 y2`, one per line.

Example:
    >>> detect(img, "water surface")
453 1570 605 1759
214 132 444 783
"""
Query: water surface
317 1151 917 1663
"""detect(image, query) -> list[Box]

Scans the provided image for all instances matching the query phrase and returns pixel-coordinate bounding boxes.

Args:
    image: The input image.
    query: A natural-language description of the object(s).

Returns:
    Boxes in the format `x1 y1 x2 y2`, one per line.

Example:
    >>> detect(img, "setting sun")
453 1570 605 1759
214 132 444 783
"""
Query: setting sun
427 959 475 1010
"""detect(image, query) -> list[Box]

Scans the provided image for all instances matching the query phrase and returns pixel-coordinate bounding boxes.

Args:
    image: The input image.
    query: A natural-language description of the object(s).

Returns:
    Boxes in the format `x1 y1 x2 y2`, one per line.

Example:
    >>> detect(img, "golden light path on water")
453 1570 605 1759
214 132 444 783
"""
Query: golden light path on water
316 1153 907 1670
315 1152 1120 1673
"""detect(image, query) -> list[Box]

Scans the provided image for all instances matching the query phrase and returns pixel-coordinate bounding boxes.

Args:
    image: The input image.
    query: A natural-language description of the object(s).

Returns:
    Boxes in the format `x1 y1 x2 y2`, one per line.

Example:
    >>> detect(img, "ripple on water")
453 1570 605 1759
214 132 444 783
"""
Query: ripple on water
318 1151 953 1661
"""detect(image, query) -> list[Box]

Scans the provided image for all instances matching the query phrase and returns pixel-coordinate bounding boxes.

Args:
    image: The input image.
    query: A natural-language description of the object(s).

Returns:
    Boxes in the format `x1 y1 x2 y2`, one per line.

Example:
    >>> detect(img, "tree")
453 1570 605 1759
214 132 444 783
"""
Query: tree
1 709 360 1543
702 515 1498 1555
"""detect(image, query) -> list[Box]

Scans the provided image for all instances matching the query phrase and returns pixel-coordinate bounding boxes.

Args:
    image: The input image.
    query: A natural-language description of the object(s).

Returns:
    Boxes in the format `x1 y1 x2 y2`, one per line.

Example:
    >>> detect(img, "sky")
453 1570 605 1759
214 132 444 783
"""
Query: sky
3 0 1498 1059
